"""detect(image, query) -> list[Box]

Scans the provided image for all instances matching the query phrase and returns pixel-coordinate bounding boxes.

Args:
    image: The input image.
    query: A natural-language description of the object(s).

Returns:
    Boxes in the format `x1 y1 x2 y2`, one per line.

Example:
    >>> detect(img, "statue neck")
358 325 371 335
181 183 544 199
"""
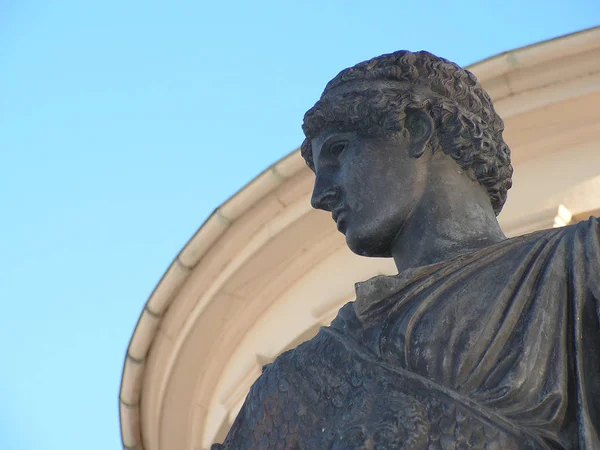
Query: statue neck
391 159 506 273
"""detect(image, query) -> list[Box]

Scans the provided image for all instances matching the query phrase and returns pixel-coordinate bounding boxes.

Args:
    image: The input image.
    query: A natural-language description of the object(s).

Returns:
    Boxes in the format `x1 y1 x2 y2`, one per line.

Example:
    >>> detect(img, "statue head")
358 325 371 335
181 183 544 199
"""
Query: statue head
301 50 512 258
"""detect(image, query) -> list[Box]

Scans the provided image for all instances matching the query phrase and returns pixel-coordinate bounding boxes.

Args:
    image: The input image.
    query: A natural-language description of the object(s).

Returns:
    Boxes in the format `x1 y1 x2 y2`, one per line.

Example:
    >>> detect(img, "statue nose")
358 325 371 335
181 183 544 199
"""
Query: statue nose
311 185 339 211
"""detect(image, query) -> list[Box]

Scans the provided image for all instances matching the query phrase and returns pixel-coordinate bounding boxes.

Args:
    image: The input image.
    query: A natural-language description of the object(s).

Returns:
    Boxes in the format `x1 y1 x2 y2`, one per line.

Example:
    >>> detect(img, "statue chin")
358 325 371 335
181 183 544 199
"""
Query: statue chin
345 231 393 259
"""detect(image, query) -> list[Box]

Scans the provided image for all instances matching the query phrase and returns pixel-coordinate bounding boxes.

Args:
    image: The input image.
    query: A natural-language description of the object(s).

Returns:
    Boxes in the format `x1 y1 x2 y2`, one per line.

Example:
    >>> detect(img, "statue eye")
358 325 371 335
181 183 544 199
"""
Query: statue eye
329 141 347 158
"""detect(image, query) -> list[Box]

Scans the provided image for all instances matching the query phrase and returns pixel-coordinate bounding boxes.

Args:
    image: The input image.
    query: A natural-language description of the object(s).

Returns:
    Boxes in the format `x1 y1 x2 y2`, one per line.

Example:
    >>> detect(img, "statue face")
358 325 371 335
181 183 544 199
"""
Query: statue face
310 128 427 257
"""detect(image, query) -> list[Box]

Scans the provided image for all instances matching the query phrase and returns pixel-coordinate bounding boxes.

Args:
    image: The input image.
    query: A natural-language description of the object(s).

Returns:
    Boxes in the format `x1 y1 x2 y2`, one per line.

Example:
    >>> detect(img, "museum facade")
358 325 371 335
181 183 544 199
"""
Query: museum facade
120 27 600 450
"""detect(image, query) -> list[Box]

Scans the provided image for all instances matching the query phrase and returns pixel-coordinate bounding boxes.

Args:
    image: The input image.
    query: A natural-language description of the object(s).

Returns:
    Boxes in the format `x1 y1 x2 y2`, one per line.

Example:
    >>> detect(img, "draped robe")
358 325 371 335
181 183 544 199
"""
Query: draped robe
213 218 600 449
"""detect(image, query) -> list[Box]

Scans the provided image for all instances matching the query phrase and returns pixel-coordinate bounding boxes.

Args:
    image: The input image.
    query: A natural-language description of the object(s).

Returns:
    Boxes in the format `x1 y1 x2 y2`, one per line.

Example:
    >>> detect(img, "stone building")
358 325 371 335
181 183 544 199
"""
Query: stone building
120 27 600 450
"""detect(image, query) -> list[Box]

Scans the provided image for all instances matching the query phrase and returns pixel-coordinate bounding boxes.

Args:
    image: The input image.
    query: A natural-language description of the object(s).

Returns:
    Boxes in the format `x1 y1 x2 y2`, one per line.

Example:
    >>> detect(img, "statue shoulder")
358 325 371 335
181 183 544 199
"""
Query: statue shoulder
508 216 600 251
264 301 360 370
263 302 360 380
214 348 317 449
215 303 361 449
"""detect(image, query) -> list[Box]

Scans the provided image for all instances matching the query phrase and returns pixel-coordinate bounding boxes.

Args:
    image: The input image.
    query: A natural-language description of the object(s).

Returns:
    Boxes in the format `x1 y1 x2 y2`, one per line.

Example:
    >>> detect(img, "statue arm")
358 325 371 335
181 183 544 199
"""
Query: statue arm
212 355 308 450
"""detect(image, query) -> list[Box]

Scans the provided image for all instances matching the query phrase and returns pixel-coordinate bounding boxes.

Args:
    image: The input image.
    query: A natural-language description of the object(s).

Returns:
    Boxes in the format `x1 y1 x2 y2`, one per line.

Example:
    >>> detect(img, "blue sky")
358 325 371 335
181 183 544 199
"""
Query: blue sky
0 1 598 449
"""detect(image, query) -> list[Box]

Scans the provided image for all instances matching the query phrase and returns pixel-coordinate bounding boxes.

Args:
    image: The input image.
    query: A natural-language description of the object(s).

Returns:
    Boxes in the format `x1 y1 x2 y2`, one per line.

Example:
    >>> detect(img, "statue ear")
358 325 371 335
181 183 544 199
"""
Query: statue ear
405 109 433 158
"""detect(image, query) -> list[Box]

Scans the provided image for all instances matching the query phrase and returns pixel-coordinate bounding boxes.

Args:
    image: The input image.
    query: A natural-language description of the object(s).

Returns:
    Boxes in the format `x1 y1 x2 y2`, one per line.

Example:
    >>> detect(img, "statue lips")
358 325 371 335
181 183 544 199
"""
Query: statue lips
332 207 348 233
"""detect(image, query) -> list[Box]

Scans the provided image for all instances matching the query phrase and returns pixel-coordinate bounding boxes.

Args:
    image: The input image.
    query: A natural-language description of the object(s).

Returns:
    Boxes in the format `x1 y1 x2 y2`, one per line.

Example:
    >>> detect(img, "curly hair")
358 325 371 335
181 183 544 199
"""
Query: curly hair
301 50 513 215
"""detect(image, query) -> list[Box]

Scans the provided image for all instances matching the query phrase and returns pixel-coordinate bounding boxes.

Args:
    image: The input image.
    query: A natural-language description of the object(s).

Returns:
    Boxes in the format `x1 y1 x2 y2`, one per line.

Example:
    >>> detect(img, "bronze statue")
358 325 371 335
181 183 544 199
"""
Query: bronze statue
212 51 600 449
